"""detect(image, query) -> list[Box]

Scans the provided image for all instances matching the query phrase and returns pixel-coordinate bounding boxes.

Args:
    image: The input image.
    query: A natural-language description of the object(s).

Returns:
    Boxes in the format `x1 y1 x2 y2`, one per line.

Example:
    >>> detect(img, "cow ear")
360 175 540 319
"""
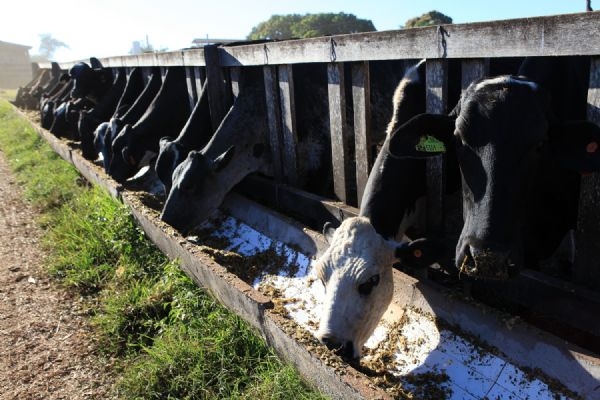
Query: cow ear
322 221 338 243
551 120 600 173
90 57 103 70
122 146 137 166
212 146 235 172
388 113 456 159
159 137 174 151
394 237 445 269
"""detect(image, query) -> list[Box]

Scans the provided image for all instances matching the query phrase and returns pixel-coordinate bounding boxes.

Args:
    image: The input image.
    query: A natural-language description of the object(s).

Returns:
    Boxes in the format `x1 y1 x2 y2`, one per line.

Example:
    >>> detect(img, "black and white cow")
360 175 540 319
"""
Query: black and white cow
13 67 52 110
108 67 191 183
155 81 213 193
314 60 445 359
159 67 269 231
77 68 128 159
68 58 113 103
161 64 334 233
40 73 72 130
95 67 162 171
387 56 600 280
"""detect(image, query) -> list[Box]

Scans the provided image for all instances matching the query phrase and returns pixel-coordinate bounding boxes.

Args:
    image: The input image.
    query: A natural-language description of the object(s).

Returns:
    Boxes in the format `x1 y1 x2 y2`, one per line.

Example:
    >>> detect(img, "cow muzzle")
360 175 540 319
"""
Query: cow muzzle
319 334 356 360
458 243 513 280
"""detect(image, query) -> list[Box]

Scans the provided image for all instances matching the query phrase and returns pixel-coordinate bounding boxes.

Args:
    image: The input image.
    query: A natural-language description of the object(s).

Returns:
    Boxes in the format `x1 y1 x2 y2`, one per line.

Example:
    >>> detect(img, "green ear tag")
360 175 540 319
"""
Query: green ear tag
415 135 446 153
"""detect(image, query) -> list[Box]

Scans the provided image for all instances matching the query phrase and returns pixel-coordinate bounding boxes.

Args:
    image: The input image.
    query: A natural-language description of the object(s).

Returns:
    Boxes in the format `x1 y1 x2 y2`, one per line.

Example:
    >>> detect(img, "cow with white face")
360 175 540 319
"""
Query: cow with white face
314 59 447 359
315 217 439 359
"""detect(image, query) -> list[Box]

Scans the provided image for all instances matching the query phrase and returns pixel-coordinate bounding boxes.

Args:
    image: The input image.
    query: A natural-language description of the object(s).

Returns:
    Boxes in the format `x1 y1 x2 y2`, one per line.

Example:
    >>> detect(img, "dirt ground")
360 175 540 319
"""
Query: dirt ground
0 150 114 399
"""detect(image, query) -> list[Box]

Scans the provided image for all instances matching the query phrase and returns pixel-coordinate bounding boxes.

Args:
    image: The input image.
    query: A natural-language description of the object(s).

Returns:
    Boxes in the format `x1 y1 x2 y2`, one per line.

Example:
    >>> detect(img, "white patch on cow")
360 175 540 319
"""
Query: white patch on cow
473 75 539 93
386 59 425 137
315 216 398 358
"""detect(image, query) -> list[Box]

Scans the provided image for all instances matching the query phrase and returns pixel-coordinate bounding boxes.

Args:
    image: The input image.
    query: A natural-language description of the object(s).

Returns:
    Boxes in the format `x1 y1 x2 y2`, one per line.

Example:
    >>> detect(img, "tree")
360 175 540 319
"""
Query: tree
33 33 69 61
248 12 375 40
403 10 452 28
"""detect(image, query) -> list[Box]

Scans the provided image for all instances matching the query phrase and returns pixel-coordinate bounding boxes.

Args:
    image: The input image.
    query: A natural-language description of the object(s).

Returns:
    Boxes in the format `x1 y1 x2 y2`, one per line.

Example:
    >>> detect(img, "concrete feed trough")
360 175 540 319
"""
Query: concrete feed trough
21 110 600 399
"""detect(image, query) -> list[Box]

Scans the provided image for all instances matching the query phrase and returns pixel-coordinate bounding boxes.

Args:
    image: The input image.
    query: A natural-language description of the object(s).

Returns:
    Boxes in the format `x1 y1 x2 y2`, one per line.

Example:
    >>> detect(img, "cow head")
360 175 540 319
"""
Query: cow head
108 125 154 183
160 146 237 233
69 60 112 102
388 76 600 279
315 216 443 359
155 137 186 193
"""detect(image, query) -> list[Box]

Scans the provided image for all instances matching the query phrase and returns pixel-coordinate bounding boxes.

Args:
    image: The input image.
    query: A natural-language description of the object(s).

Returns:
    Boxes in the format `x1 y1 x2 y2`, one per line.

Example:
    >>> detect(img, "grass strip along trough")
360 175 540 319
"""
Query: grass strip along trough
10 101 600 399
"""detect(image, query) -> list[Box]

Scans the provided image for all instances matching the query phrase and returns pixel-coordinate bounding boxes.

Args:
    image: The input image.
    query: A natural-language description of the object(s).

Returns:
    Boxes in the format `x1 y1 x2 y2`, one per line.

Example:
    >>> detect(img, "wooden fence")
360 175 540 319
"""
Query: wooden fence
40 11 600 352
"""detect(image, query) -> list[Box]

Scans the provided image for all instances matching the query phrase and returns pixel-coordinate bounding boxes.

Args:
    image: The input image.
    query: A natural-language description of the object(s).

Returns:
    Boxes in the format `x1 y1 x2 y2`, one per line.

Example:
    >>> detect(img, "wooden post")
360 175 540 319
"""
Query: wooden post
425 59 448 235
574 56 600 288
204 44 233 132
328 63 354 205
230 67 241 98
263 65 284 182
193 66 205 96
185 66 197 111
278 64 299 186
352 61 372 207
461 58 489 92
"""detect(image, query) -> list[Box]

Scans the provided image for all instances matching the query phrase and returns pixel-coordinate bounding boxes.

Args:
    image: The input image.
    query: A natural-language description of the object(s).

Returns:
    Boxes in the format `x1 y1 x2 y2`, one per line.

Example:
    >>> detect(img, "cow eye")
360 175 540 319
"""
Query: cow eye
358 274 380 296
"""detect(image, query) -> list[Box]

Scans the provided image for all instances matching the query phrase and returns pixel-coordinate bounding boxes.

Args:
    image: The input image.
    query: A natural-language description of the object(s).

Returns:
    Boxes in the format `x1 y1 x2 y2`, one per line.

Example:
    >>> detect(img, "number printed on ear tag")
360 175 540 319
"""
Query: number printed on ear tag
416 135 446 153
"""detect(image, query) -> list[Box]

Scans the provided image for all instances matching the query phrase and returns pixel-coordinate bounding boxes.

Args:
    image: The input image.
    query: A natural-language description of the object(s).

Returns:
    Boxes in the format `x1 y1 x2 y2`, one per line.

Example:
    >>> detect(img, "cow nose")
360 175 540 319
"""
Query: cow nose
319 335 355 359
459 243 511 280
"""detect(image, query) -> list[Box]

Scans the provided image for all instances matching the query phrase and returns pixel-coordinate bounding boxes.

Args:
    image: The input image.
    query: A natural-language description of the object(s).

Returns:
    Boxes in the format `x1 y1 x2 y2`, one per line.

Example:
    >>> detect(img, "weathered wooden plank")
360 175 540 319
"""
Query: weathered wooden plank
461 58 490 91
574 56 600 288
181 47 206 66
425 59 448 235
352 62 372 207
193 66 205 97
185 66 197 111
204 44 233 132
141 66 153 85
236 175 359 232
328 63 353 204
263 66 284 182
230 66 241 98
278 64 299 186
218 12 600 66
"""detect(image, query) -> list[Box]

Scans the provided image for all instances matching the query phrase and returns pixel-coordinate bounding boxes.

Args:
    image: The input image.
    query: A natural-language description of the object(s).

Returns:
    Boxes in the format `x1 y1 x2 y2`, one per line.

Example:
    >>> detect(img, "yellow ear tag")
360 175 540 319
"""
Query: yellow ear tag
415 135 446 153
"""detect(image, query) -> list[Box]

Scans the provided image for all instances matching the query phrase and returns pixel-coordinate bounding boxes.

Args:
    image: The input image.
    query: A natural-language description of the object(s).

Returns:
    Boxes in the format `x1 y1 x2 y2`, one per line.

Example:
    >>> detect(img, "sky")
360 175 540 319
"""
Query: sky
1 0 592 62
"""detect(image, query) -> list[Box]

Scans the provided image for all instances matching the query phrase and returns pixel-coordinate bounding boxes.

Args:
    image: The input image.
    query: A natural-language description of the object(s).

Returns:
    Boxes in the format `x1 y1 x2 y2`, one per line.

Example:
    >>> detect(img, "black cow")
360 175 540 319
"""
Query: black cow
155 81 213 193
96 67 162 172
78 68 128 159
388 56 600 280
40 73 72 130
13 67 51 110
68 58 113 103
108 67 191 183
160 64 334 233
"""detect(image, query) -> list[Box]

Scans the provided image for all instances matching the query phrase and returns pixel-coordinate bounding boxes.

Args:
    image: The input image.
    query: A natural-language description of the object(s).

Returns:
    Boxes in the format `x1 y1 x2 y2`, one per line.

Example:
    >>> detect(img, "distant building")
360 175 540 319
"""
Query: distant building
0 40 32 88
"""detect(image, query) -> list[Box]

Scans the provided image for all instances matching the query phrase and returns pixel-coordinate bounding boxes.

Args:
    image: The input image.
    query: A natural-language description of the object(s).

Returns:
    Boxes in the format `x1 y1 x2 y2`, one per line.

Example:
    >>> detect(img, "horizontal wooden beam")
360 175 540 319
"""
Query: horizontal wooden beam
41 12 600 69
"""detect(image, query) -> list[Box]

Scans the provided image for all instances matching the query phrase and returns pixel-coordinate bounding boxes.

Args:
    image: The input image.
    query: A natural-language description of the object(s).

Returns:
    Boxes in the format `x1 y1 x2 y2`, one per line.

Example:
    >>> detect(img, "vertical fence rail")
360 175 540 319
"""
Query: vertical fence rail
327 63 353 205
185 66 197 111
278 64 299 186
575 56 600 288
352 61 372 207
204 44 233 132
263 65 284 182
425 59 448 235
461 58 490 92
193 66 205 97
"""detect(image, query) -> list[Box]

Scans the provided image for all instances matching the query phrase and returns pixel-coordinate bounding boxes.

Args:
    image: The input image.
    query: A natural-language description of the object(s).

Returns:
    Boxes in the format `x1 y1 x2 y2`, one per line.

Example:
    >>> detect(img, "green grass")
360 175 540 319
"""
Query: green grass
0 88 17 102
0 99 327 399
